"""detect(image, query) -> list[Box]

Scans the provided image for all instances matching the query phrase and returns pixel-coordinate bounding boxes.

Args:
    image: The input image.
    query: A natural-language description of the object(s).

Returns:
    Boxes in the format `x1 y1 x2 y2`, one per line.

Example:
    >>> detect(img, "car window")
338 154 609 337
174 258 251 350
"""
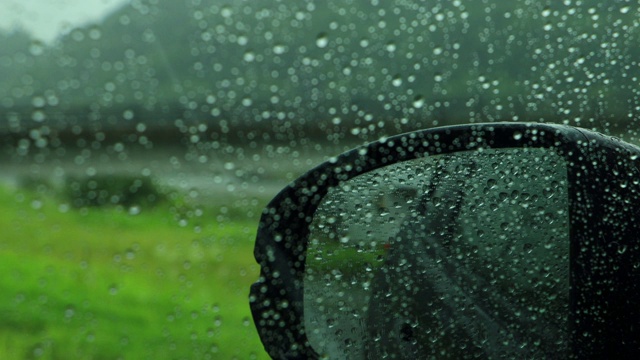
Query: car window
1 0 638 358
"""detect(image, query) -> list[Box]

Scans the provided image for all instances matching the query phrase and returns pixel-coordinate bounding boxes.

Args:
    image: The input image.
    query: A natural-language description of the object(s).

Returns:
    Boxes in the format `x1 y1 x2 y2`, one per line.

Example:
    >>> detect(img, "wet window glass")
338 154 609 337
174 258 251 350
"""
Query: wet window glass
0 0 638 358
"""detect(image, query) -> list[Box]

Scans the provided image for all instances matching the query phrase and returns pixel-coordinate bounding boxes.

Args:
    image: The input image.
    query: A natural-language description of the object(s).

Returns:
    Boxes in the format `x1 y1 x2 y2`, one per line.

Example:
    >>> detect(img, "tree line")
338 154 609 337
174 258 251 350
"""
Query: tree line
1 0 638 143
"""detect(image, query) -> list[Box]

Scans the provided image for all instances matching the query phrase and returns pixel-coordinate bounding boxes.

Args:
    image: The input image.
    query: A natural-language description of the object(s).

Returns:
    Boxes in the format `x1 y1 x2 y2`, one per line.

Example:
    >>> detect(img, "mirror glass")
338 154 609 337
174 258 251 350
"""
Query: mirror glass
304 148 570 359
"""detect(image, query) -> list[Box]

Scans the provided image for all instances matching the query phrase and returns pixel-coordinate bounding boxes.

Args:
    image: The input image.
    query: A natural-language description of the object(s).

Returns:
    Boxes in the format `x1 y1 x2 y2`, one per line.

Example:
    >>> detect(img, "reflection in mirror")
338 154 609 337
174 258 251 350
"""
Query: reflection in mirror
304 148 569 359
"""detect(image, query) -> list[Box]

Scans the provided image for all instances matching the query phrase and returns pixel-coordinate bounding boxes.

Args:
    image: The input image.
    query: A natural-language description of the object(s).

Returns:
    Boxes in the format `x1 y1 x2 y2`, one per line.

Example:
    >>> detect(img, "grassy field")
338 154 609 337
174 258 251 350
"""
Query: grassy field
0 184 270 359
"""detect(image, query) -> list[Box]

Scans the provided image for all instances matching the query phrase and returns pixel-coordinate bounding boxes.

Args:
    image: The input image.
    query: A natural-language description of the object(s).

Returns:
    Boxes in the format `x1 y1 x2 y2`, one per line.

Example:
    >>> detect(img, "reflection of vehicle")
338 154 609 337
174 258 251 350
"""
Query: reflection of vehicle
250 123 640 359
325 184 419 246
365 150 567 359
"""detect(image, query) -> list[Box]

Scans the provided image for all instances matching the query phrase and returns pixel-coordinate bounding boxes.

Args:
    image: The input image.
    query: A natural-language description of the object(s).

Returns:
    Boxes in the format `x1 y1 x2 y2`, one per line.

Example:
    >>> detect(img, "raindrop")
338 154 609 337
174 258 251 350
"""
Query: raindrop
620 6 630 14
618 244 628 254
327 318 335 328
32 96 46 108
29 41 45 56
32 110 46 122
243 51 256 62
385 41 396 52
109 284 119 295
513 131 523 140
123 109 134 120
242 317 251 327
273 44 286 54
125 249 135 260
89 27 102 40
220 6 232 18
392 75 402 87
64 306 75 319
46 94 59 106
316 33 329 48
412 96 425 109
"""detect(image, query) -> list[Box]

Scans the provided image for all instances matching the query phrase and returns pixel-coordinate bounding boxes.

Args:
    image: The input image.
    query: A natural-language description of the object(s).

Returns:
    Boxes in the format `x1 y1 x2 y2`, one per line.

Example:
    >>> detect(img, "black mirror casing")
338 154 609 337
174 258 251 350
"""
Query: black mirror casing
249 123 640 359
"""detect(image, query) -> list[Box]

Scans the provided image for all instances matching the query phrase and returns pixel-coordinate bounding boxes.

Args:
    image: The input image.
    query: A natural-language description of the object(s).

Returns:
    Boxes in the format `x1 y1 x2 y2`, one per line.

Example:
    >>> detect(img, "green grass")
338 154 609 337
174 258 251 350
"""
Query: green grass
0 185 270 359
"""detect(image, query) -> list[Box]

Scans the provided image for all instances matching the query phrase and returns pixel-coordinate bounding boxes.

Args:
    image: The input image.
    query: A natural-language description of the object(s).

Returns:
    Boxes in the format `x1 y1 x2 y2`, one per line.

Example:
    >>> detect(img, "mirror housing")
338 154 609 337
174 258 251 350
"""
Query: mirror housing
250 123 640 359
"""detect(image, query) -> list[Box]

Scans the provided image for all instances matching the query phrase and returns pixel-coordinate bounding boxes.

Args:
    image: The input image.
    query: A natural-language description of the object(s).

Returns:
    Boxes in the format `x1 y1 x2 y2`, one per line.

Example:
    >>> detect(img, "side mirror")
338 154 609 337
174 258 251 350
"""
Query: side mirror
250 123 640 359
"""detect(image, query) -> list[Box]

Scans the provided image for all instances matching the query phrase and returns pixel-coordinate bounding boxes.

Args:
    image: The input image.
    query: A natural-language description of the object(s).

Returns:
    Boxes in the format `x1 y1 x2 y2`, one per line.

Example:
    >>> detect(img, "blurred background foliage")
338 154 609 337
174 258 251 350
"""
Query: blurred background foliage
2 0 640 148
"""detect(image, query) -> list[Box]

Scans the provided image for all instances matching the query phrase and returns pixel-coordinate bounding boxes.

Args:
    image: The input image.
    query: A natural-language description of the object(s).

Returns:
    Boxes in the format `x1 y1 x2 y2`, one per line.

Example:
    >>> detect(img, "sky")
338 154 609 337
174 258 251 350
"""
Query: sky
0 0 129 43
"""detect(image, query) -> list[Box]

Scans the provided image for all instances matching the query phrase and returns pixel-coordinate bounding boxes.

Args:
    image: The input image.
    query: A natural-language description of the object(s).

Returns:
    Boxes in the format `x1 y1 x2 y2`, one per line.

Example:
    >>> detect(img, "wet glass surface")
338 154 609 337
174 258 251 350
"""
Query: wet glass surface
305 148 569 358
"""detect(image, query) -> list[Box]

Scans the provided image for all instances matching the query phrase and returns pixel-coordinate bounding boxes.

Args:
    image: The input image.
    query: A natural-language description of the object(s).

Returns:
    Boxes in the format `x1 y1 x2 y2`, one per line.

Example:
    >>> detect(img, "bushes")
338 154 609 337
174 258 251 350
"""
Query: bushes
18 174 171 209
64 175 167 208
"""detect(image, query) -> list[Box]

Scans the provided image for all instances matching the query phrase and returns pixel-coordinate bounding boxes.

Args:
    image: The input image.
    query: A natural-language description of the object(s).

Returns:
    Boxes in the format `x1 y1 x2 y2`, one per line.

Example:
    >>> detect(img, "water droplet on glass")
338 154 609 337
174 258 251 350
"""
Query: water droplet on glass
385 42 396 52
29 41 44 56
129 206 141 215
243 51 256 62
316 33 329 48
618 244 628 254
32 96 46 108
273 44 286 54
412 96 425 109
392 75 402 87
32 110 46 122
64 306 75 319
109 284 119 295
524 243 533 253
221 6 232 18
